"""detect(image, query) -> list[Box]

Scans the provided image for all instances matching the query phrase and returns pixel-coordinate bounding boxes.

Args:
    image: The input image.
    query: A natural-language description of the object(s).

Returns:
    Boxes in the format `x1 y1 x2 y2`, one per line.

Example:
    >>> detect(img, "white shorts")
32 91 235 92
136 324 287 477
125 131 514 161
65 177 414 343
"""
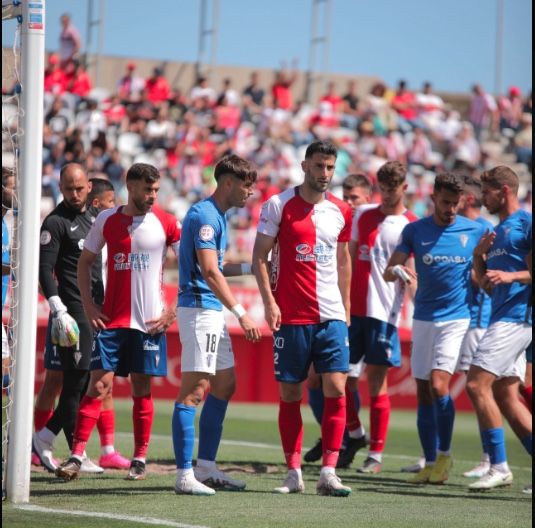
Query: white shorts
472 321 532 381
457 327 487 372
411 319 470 380
348 359 365 378
177 307 234 375
2 324 9 360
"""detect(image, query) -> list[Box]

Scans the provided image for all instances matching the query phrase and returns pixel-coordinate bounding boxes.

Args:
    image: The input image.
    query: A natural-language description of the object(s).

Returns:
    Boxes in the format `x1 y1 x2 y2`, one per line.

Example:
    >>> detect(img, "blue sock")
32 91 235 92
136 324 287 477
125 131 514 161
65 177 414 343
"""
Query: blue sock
351 390 361 416
482 428 507 465
434 395 455 453
417 403 437 463
308 387 324 425
172 403 196 469
198 394 229 462
521 434 532 456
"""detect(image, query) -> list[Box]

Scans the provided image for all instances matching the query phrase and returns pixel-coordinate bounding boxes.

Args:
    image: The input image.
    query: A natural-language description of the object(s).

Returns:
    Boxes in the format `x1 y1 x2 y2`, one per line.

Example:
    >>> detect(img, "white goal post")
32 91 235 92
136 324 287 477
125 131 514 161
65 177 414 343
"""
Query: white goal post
3 0 45 504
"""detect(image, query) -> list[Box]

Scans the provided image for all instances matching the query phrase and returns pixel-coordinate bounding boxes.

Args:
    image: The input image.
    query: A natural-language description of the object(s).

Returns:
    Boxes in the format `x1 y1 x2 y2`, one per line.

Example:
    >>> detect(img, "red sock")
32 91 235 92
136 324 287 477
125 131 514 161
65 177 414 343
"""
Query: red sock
34 408 54 432
321 396 346 468
369 393 391 453
132 394 154 460
72 395 102 457
520 385 532 413
345 385 361 432
97 408 115 448
278 400 303 469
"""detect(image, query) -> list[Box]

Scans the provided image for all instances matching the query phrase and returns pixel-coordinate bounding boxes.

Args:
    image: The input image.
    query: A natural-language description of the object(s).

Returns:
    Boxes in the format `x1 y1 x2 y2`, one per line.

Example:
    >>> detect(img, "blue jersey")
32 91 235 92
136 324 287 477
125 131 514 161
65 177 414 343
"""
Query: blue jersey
2 218 9 308
486 209 532 325
396 215 485 322
468 216 494 329
178 197 227 311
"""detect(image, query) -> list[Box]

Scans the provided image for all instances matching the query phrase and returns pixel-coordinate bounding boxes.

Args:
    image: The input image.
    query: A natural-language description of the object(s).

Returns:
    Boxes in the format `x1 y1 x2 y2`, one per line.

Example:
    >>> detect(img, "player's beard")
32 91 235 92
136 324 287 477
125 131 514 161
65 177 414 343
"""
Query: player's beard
133 196 153 213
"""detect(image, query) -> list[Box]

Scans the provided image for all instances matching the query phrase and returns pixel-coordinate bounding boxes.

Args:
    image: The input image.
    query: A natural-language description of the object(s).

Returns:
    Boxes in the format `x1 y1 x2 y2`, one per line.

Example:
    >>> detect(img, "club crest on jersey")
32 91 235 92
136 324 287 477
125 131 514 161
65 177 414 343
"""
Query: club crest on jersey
459 234 469 248
199 225 215 242
78 239 85 250
114 253 127 264
40 230 52 245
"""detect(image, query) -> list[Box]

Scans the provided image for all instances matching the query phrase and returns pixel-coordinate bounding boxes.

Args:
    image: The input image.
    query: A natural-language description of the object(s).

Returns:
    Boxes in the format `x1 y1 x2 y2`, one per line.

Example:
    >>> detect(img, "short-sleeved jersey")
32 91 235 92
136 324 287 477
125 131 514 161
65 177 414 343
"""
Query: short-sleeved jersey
350 204 417 325
2 218 9 308
84 205 181 332
39 202 102 311
486 209 532 325
178 197 227 311
468 216 494 329
396 215 485 322
257 187 353 325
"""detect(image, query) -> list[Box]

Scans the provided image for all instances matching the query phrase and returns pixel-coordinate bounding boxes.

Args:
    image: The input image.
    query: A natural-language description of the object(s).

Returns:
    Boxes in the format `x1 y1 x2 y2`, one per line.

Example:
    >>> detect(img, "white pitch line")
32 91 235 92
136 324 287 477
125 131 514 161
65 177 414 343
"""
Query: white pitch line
15 505 210 528
116 432 533 472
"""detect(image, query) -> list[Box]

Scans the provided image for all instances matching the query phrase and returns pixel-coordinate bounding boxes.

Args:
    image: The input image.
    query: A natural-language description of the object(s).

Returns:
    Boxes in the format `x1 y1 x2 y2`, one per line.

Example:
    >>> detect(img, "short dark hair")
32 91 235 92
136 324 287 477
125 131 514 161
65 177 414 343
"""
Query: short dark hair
480 165 519 194
126 163 160 183
463 174 483 207
304 140 337 160
434 172 465 194
343 173 371 192
88 178 114 201
377 161 407 188
214 154 257 183
2 166 14 187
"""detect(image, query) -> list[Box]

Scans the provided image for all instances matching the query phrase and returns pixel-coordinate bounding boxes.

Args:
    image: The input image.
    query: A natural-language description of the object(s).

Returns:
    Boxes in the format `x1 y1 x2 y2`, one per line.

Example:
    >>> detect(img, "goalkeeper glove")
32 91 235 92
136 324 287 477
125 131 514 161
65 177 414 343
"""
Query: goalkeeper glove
48 296 80 348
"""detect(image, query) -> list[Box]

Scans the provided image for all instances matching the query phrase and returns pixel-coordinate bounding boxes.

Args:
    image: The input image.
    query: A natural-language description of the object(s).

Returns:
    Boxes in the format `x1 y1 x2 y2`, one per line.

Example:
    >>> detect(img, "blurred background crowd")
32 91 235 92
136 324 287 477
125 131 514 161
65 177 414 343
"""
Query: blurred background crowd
2 13 532 264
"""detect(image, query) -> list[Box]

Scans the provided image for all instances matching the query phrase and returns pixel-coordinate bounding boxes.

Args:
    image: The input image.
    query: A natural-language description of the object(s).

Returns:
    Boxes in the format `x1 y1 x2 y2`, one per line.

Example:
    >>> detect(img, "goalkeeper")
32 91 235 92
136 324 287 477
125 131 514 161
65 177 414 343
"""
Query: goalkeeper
32 163 101 472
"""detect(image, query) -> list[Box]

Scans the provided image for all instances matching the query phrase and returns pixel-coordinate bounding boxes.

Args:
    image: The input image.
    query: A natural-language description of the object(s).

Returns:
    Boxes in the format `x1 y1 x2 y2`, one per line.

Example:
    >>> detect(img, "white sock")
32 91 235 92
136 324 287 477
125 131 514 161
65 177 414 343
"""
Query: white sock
196 459 216 471
177 467 194 479
320 466 335 477
101 445 115 456
132 456 146 464
288 468 303 480
348 426 366 439
71 454 83 463
368 452 383 463
491 462 510 474
38 427 56 445
437 449 451 457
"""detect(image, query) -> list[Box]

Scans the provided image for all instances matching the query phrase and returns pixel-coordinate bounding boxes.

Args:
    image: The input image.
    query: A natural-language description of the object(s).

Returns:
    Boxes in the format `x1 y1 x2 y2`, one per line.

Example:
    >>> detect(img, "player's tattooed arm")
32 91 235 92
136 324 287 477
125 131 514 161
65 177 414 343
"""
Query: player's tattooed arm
252 233 281 332
473 230 496 294
77 248 110 330
337 242 351 325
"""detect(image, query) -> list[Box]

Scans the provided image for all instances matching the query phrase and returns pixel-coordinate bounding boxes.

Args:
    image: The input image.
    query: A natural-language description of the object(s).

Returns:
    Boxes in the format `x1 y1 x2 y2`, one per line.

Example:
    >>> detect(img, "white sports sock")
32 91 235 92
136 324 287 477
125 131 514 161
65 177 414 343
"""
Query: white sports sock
320 466 335 477
348 426 366 439
491 462 510 474
437 449 451 457
288 468 303 480
368 452 383 463
132 456 146 464
196 459 216 471
101 445 115 456
38 427 56 445
177 467 194 479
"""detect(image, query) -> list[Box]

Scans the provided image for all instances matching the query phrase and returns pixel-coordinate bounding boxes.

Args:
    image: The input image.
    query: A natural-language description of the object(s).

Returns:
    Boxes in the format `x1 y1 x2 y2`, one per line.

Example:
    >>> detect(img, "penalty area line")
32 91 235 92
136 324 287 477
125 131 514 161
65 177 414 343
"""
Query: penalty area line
15 504 210 528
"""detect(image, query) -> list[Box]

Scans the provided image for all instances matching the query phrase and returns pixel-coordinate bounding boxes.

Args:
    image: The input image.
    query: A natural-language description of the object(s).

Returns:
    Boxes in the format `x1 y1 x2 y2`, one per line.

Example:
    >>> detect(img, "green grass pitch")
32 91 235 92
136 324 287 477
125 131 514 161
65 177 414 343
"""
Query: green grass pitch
3 400 532 528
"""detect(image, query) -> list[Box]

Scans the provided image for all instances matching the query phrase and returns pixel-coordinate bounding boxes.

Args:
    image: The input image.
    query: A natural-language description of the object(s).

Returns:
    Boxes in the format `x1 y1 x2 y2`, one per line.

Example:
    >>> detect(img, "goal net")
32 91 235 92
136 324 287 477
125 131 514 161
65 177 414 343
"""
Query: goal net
2 0 45 503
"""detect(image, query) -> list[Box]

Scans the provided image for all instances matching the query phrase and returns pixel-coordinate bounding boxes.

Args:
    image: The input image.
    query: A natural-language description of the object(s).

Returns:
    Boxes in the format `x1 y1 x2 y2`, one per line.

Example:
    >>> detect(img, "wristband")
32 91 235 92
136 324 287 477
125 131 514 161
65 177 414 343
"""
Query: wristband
231 304 247 319
393 265 411 284
48 295 67 315
240 263 252 275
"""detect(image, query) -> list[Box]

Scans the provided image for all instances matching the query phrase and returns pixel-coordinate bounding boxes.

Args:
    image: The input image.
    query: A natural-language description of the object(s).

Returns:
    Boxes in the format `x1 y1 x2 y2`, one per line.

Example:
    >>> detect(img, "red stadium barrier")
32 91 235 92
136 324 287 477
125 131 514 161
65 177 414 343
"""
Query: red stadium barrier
31 285 474 411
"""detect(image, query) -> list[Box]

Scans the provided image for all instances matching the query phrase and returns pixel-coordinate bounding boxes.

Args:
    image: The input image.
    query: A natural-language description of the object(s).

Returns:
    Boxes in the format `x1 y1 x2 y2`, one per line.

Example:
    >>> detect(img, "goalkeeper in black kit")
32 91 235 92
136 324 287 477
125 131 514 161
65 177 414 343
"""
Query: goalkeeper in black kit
32 163 103 472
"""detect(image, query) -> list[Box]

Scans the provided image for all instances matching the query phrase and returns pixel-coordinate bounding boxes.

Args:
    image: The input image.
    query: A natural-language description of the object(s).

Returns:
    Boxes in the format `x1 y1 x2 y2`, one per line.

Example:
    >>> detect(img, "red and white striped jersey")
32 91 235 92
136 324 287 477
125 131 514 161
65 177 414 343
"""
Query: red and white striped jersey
84 205 181 332
257 187 352 325
350 204 417 325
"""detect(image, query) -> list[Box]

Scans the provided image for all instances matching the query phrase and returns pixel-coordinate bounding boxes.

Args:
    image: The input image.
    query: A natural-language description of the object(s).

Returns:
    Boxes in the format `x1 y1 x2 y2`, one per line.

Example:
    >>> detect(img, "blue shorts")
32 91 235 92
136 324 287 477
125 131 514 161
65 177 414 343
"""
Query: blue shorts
527 342 532 364
273 320 349 383
44 312 93 371
91 328 167 377
349 316 401 367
